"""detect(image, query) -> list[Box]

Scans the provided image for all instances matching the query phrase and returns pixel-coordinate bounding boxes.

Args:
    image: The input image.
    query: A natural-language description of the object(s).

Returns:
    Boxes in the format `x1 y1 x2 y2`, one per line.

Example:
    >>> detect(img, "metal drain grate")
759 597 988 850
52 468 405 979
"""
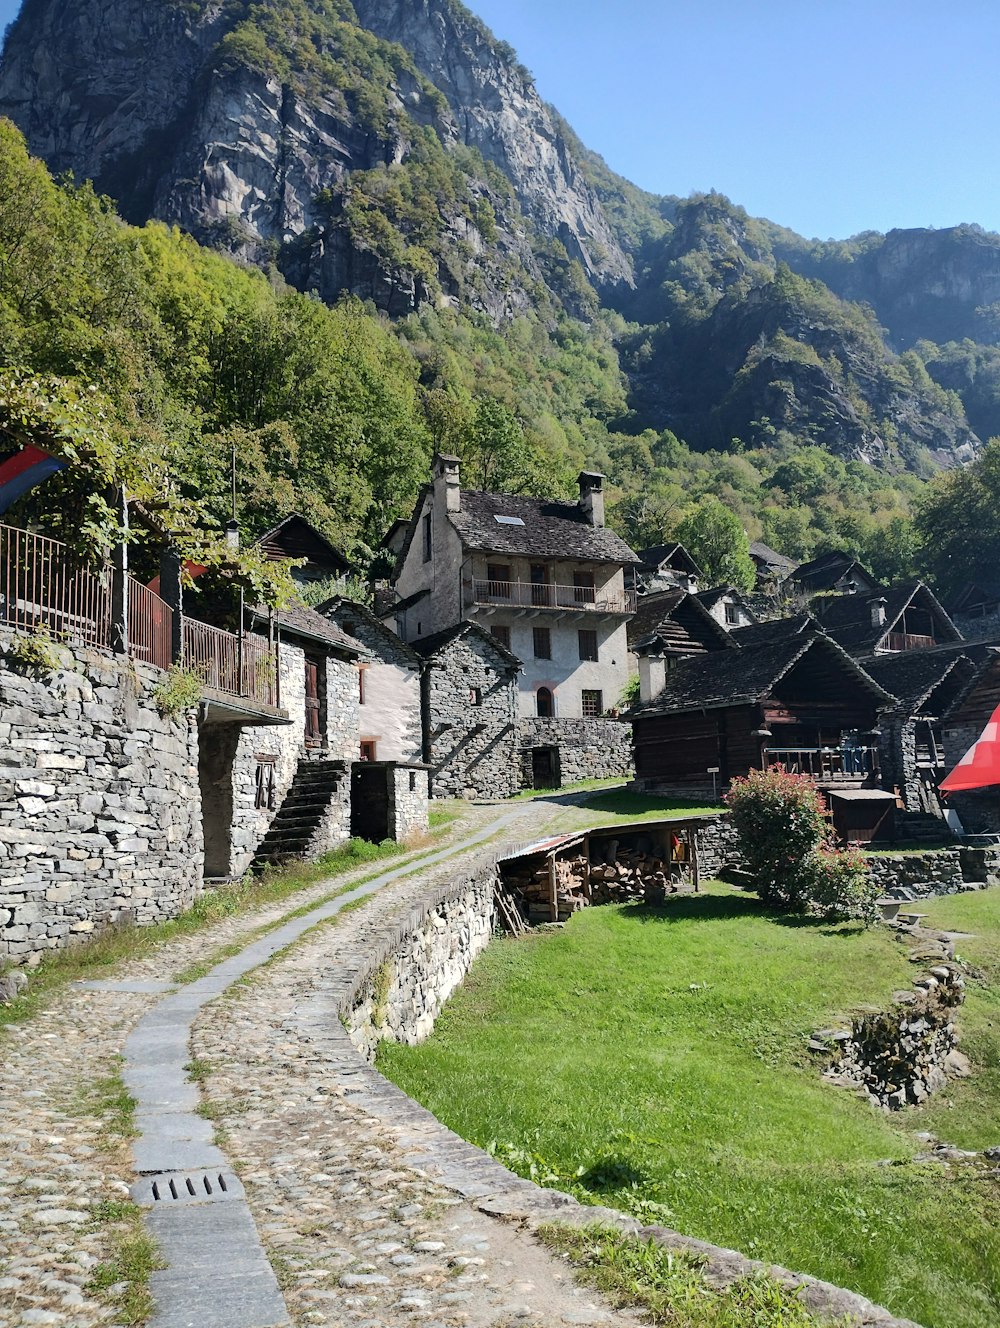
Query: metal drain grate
131 1168 245 1208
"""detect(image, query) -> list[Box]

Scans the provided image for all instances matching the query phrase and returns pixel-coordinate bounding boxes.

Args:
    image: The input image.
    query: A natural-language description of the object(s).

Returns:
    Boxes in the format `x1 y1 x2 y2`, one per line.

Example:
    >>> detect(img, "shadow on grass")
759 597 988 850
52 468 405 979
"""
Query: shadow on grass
576 1155 651 1192
620 895 855 936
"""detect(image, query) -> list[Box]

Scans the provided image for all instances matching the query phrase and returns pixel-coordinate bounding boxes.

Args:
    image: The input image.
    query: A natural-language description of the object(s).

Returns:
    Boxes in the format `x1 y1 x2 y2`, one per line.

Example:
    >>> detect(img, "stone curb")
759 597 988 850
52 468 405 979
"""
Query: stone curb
121 806 530 1328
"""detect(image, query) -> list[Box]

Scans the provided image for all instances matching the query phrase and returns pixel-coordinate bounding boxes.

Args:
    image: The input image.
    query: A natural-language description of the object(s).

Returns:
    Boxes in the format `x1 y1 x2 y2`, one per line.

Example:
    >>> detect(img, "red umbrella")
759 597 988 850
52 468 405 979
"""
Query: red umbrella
940 703 1000 793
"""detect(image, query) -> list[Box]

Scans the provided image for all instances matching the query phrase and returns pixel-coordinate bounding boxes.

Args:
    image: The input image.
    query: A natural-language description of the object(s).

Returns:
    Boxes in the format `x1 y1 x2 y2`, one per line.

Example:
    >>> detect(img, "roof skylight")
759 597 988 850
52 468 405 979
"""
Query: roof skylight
494 515 526 526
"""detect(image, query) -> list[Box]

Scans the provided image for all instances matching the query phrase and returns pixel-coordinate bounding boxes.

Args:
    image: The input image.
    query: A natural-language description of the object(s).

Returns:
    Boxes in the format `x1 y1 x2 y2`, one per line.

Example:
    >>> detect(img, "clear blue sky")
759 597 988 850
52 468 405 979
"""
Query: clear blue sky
2 0 998 240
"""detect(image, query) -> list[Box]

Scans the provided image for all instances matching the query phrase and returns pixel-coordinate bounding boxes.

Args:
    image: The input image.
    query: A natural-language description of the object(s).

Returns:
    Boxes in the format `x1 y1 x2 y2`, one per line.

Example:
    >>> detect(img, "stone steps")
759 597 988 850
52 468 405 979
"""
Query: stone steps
251 759 345 872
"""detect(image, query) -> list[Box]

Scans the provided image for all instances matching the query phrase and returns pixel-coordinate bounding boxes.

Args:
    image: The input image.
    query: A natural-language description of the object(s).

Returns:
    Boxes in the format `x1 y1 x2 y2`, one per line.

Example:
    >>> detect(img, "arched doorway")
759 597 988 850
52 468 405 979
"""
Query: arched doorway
536 686 554 718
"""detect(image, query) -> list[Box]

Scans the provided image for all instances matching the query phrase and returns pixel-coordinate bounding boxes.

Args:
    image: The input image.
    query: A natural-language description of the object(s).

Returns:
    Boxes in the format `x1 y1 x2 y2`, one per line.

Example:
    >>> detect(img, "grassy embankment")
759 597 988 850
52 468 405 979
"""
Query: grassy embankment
379 883 1000 1328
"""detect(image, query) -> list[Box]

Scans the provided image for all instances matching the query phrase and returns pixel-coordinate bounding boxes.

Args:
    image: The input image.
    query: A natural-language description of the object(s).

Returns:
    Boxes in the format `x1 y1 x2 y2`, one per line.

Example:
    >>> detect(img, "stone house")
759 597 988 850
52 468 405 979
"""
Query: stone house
388 454 641 788
635 543 701 593
411 622 521 800
694 586 757 631
200 600 364 877
748 540 795 591
320 597 423 763
790 550 883 598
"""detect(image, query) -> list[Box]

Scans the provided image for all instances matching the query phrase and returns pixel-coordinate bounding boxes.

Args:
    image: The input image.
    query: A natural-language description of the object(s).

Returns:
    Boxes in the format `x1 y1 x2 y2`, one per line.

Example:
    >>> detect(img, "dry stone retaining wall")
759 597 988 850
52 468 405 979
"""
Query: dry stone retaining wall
518 716 633 788
0 632 203 965
865 847 1000 899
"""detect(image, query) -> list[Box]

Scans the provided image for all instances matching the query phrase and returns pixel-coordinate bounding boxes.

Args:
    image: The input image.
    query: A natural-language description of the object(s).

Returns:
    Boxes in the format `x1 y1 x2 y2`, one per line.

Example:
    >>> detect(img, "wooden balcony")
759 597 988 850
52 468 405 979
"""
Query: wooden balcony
885 631 936 652
764 745 879 782
469 579 636 616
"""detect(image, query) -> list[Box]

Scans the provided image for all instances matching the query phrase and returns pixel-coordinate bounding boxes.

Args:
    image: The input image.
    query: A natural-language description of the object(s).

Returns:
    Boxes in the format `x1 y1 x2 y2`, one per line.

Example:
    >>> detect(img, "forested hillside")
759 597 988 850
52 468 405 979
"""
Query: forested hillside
1 0 999 591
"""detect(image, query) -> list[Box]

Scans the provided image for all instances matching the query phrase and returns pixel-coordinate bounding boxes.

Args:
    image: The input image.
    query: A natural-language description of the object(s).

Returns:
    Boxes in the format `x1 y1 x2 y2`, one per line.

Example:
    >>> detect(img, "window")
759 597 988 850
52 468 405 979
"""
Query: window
487 563 511 598
360 740 377 762
470 686 483 706
578 629 598 662
582 689 603 718
494 514 525 526
409 771 417 792
254 758 277 811
358 667 367 704
536 687 554 718
533 626 551 659
531 564 551 607
724 603 740 625
573 570 596 604
422 512 432 562
492 624 511 651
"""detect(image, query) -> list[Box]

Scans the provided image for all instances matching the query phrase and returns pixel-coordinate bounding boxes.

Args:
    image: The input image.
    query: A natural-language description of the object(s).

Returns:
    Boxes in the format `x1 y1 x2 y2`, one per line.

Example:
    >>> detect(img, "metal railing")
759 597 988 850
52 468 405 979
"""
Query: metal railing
182 617 277 708
2 522 278 706
1 521 173 670
471 579 636 614
764 746 879 781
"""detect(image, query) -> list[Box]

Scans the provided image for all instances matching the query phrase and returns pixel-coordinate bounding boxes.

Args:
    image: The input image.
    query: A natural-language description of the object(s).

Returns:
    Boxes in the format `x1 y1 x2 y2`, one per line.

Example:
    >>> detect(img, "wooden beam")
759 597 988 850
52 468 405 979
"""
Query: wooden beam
690 826 700 893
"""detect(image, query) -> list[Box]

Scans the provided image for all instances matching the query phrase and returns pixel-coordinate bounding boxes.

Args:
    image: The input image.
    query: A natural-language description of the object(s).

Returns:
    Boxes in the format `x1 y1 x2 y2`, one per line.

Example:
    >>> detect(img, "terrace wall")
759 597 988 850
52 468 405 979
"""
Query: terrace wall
0 631 203 965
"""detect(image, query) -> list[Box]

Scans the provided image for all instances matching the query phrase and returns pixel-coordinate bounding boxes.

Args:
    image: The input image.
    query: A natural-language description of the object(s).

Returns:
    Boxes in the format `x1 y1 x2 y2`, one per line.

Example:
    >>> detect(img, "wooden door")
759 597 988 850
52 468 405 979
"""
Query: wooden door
304 658 321 746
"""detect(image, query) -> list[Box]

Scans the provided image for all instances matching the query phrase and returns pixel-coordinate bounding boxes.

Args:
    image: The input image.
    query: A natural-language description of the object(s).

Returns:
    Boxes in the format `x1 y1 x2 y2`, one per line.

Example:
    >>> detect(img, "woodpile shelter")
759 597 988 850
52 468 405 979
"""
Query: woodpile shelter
496 816 716 927
632 629 894 821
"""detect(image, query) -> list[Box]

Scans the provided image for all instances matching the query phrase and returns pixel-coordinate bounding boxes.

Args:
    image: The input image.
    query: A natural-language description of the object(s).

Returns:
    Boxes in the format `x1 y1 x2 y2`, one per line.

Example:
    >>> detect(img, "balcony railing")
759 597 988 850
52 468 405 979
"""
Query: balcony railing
764 746 879 781
2 522 278 707
1 521 173 671
182 618 277 708
471 579 636 615
884 631 936 652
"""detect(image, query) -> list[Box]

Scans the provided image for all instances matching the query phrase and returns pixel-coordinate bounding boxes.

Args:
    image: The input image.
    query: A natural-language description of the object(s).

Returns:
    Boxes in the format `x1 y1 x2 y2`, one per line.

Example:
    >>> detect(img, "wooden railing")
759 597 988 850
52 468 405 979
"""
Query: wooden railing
182 617 277 708
885 631 936 652
765 746 878 781
471 579 636 614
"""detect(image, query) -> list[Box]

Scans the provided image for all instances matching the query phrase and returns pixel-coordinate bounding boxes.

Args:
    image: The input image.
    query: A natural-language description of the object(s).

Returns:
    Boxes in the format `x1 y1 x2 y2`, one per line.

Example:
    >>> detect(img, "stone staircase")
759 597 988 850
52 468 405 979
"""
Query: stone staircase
895 810 952 844
251 758 346 870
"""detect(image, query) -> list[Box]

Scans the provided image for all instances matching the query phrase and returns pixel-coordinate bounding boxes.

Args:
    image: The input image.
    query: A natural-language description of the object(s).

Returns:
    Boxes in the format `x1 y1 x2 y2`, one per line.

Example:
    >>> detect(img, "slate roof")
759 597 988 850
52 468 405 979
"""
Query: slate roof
792 550 880 592
448 489 641 565
251 601 362 658
860 647 977 714
728 614 820 651
749 541 796 574
628 589 734 654
410 621 522 672
636 542 701 576
318 596 422 667
634 633 893 717
817 583 963 655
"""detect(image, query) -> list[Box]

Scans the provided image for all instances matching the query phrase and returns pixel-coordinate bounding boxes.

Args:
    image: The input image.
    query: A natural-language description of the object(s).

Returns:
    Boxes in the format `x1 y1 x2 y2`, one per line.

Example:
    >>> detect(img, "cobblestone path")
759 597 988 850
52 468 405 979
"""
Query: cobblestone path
0 798 636 1328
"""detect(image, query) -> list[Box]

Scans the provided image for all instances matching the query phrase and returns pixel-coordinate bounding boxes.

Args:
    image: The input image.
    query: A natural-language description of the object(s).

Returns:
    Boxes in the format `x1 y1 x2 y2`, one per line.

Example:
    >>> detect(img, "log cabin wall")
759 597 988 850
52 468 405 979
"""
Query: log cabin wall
633 705 759 793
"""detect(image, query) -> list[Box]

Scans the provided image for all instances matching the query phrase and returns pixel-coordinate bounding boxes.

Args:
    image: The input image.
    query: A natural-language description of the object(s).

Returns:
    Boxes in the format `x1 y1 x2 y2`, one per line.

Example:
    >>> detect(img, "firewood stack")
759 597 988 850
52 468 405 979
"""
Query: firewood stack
501 853 591 924
589 845 674 906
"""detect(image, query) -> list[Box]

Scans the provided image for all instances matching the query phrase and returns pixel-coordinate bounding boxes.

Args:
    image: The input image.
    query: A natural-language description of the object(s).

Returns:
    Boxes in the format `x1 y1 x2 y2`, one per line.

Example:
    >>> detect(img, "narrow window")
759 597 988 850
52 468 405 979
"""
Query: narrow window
532 626 551 659
536 686 554 718
582 689 603 718
470 686 483 706
360 740 377 761
724 603 740 625
422 512 432 562
358 667 366 705
578 629 598 662
492 624 511 651
409 771 417 792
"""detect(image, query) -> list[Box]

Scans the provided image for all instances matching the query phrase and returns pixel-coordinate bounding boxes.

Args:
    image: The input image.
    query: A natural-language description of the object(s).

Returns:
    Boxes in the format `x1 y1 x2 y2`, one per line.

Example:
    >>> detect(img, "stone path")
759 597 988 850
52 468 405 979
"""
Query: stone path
0 798 627 1328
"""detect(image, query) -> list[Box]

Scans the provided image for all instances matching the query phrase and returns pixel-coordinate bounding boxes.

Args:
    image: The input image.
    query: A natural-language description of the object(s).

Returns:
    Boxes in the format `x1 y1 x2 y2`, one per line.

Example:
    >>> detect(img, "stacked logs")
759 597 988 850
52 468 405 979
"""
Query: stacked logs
502 854 591 924
589 843 674 906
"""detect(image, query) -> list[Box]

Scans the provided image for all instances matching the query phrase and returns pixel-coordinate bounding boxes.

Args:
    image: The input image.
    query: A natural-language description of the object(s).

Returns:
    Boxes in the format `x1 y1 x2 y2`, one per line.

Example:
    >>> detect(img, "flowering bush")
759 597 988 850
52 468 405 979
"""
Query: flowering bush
725 766 828 910
726 766 878 924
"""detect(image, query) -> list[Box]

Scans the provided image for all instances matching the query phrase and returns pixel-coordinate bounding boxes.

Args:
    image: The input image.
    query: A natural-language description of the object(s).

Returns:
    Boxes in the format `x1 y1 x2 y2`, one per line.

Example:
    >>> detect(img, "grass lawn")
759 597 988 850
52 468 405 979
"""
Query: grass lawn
379 884 1000 1328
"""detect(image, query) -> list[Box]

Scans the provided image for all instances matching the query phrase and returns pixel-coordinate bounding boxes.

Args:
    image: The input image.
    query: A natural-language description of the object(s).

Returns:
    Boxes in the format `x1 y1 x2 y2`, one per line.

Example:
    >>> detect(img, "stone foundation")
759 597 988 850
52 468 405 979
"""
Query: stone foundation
0 633 203 965
518 716 633 788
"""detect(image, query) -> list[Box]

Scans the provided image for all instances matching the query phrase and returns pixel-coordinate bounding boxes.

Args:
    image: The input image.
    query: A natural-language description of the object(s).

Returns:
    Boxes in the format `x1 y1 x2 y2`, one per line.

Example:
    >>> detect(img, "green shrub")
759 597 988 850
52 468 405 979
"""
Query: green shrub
153 666 203 716
4 628 61 675
726 766 877 924
725 766 828 911
807 846 881 925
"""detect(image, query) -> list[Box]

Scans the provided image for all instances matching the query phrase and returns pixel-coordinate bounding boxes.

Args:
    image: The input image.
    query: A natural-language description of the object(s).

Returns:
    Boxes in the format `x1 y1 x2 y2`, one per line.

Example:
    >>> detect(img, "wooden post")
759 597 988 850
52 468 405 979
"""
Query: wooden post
158 543 183 665
548 851 558 923
689 825 701 893
109 487 129 656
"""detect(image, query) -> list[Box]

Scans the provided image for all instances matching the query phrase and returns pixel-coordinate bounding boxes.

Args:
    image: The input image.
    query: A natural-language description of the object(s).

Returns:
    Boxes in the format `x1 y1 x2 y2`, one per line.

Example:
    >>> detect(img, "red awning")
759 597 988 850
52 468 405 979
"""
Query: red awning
940 703 1000 793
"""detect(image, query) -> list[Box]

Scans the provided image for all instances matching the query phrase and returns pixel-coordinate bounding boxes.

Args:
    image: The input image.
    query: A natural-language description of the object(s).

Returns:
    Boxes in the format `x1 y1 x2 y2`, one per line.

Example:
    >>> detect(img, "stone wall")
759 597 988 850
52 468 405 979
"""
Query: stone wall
0 632 203 965
866 848 975 900
346 865 497 1060
388 764 429 843
818 966 966 1110
423 635 519 801
326 602 422 762
696 815 740 877
517 716 633 788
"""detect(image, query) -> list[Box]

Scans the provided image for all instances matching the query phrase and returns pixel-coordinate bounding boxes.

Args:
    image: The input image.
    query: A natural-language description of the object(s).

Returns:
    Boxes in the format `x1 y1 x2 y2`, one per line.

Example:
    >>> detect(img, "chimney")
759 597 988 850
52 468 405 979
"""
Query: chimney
870 596 887 629
433 453 461 514
578 470 605 528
